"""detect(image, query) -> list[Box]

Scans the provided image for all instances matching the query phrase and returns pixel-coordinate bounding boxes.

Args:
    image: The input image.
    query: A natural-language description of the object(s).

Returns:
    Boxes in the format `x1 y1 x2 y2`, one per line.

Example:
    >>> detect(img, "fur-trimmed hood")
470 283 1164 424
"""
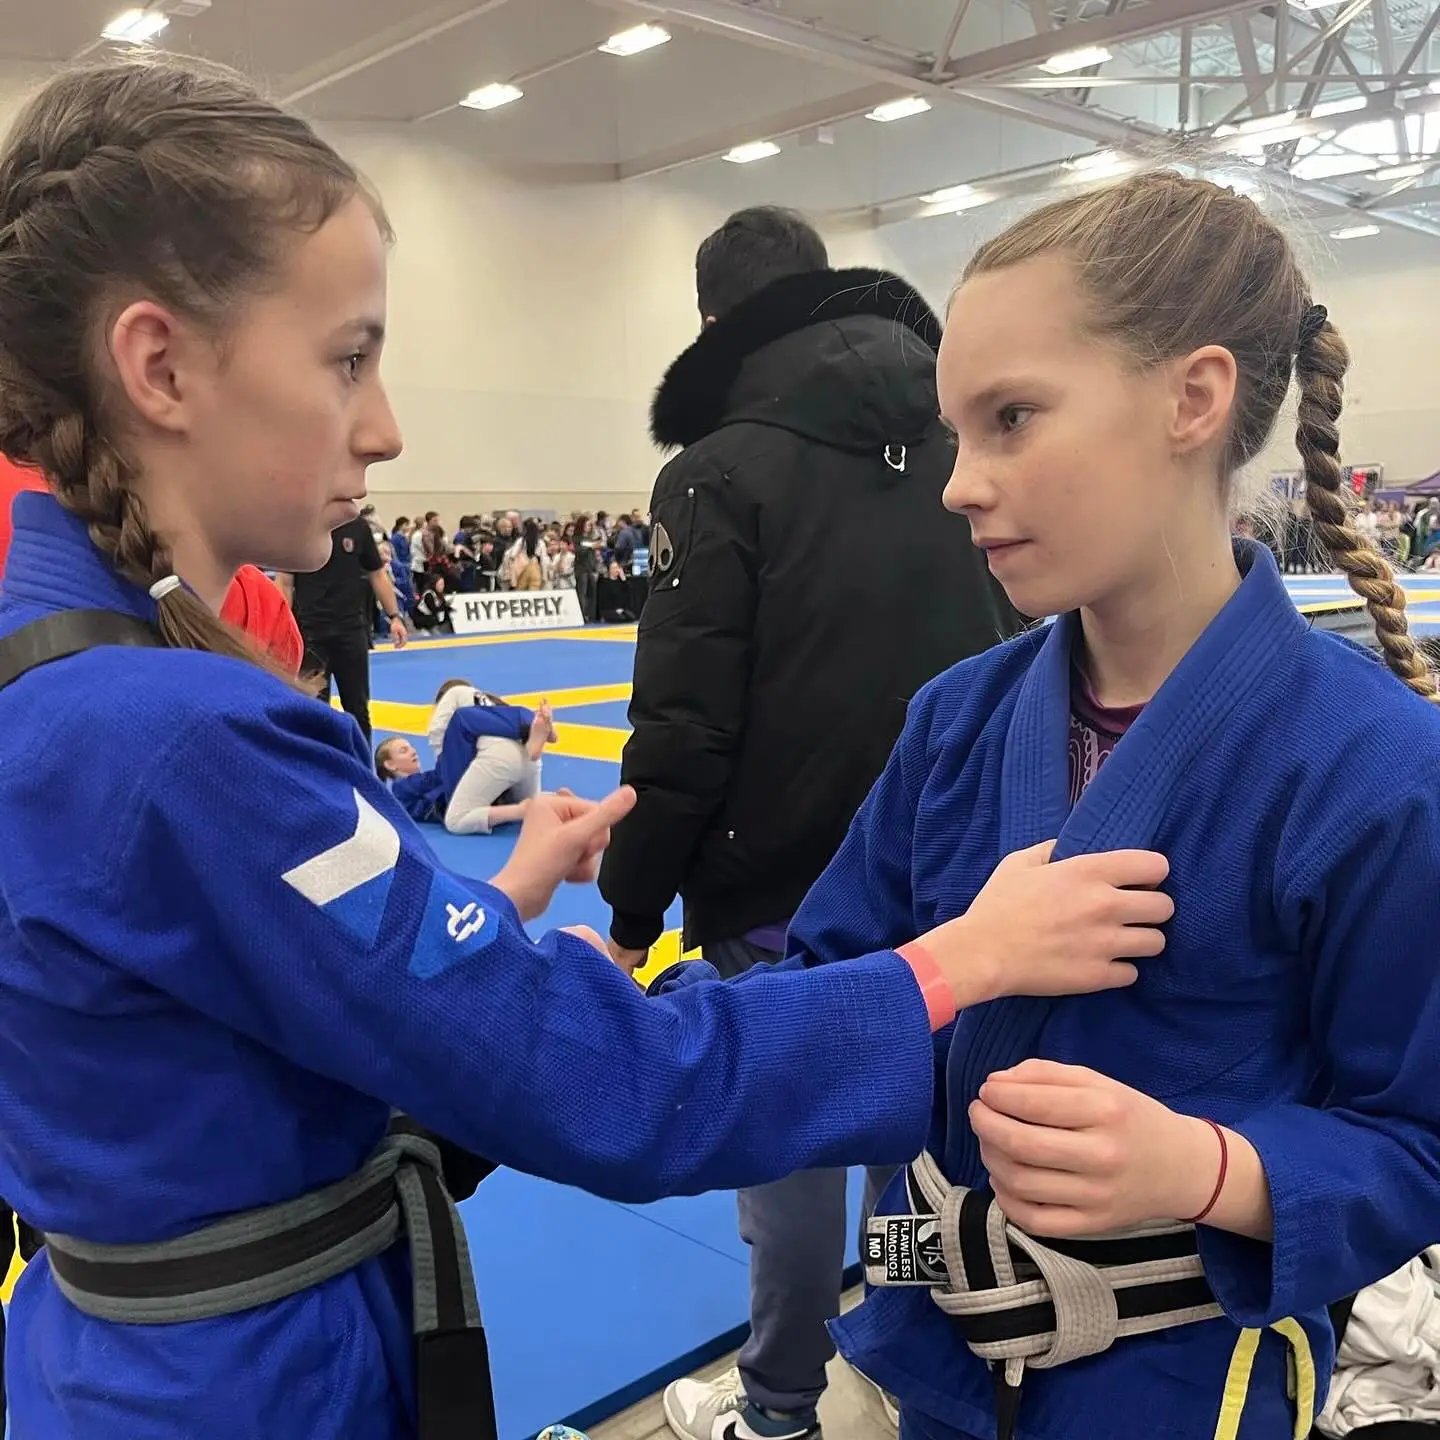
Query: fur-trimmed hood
650 266 943 451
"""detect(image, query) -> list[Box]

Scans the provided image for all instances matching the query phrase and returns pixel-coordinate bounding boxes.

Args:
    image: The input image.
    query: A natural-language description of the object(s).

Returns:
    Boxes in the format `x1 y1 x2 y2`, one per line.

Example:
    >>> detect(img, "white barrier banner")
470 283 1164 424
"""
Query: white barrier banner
451 590 585 635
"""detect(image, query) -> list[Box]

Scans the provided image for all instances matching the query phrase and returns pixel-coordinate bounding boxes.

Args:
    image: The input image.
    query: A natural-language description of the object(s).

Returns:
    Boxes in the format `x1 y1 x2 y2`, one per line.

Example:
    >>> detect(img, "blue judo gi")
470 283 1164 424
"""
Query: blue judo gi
662 542 1440 1440
0 493 938 1439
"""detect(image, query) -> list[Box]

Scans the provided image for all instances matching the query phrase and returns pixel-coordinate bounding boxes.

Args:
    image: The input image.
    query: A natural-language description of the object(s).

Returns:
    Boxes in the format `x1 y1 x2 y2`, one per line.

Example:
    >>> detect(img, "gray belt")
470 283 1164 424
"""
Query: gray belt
42 1117 496 1440
864 1151 1222 1440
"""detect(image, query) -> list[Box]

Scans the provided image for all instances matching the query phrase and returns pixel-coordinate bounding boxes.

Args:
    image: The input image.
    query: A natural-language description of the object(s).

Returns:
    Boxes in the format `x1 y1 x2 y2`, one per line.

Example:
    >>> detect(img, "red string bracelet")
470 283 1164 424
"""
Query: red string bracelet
1184 1119 1228 1225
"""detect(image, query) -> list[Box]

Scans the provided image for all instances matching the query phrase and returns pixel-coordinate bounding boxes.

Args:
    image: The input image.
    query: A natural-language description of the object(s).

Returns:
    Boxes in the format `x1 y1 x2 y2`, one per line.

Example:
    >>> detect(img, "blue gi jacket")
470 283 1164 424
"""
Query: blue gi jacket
0 494 936 1438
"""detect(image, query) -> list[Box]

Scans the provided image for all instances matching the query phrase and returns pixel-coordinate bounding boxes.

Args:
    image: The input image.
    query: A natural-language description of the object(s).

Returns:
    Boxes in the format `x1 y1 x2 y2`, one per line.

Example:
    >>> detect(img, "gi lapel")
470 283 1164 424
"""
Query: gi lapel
948 543 1308 1182
1056 544 1308 861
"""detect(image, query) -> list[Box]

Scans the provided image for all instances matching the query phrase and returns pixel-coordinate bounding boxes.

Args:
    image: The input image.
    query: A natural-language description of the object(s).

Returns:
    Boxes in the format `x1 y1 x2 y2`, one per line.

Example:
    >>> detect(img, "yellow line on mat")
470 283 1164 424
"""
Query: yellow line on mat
367 700 627 763
1295 590 1440 614
503 683 632 710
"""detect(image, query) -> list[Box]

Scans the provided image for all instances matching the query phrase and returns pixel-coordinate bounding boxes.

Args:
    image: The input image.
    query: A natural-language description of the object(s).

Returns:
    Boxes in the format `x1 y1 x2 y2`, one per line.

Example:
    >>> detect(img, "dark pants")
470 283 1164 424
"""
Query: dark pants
705 934 896 1415
576 568 598 623
303 627 373 744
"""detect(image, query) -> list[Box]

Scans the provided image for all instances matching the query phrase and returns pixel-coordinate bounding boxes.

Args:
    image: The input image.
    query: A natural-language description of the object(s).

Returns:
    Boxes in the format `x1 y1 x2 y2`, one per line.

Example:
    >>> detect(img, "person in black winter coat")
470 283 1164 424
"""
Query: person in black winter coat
598 207 1022 1440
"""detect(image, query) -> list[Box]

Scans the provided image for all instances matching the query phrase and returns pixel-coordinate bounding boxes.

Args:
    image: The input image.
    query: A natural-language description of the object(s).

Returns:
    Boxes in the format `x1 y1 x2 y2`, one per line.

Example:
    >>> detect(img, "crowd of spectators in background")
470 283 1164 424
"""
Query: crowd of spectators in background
360 505 654 634
1238 494 1440 573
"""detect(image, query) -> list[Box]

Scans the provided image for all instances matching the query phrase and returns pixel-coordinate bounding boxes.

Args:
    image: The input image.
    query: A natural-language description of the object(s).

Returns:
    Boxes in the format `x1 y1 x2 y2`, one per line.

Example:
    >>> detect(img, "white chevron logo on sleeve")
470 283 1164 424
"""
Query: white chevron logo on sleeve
282 790 401 906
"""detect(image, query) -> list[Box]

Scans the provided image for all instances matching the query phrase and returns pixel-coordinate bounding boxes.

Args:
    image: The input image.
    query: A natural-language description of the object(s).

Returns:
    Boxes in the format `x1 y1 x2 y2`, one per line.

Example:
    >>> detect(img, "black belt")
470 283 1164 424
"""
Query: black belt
44 1117 497 1440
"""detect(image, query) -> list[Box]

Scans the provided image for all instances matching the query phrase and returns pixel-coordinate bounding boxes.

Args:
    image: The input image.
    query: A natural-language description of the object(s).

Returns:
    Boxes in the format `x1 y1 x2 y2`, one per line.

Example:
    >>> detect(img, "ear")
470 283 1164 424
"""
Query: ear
108 300 212 436
1168 344 1237 457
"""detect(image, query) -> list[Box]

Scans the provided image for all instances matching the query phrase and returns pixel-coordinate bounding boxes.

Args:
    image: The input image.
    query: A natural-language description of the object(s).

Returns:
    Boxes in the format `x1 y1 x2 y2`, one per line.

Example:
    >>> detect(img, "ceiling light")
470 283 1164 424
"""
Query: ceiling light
867 97 932 123
599 24 671 57
1218 110 1300 137
1330 223 1380 239
1063 149 1136 179
1290 152 1379 179
921 186 994 214
1374 161 1429 180
102 7 169 43
1040 45 1112 74
723 141 781 164
1311 95 1368 118
922 184 975 204
1287 0 1334 9
460 83 523 111
1220 125 1311 154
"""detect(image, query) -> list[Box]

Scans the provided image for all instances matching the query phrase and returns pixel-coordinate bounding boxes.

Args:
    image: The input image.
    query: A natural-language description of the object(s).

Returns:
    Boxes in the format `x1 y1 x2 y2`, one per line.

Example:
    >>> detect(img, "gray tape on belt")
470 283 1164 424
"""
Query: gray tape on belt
866 1151 1223 1372
44 1126 480 1333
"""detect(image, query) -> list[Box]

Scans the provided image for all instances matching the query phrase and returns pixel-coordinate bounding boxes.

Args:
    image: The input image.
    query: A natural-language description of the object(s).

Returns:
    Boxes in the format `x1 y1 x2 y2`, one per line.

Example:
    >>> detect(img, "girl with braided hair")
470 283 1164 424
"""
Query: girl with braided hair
0 54 1188 1440
681 172 1440 1440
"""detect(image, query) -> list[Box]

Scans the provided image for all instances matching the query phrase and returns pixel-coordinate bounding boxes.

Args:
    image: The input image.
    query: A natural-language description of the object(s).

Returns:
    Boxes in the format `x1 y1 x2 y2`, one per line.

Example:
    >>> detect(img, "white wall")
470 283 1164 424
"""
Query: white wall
328 123 731 522
330 122 990 524
1247 227 1440 485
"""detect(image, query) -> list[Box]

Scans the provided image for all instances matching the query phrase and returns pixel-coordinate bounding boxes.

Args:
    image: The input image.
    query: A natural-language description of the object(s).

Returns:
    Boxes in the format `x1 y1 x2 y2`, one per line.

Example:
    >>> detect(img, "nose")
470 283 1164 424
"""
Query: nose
358 380 404 464
941 444 995 516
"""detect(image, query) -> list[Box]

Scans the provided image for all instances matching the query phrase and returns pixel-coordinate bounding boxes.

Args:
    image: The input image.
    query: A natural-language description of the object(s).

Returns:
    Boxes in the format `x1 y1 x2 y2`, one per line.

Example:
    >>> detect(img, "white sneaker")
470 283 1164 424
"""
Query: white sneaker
663 1369 821 1440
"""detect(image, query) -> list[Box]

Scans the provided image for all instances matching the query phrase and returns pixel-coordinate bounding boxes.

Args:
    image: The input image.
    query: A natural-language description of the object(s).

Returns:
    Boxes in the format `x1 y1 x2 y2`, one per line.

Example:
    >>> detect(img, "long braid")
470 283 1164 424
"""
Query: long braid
1294 318 1438 702
40 413 159 588
37 409 287 671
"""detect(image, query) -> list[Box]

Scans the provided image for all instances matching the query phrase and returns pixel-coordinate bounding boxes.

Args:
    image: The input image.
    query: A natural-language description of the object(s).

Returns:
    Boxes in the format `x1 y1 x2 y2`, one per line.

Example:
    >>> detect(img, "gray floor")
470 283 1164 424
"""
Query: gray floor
590 1292 896 1440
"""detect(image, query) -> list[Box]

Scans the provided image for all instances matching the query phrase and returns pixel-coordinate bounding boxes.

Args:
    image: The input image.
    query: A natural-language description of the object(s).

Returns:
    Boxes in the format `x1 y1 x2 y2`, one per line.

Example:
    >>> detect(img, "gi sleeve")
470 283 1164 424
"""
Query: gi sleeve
38 688 934 1204
600 458 757 953
1200 768 1440 1325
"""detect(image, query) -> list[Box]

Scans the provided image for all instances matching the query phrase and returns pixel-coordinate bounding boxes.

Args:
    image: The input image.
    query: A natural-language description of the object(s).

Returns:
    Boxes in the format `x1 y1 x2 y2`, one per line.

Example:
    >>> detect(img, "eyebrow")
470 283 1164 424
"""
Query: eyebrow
339 319 386 345
962 379 1038 410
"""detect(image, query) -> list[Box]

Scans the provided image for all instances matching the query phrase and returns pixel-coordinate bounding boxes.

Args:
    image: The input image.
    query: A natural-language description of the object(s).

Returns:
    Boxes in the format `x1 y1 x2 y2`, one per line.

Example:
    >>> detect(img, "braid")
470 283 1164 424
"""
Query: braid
40 413 163 588
1295 320 1439 703
39 410 300 680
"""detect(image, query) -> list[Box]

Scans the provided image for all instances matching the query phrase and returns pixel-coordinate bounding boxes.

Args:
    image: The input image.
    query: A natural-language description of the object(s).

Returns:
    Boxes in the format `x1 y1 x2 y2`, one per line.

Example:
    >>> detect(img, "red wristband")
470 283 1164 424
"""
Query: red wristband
1183 1119 1228 1225
897 940 957 1033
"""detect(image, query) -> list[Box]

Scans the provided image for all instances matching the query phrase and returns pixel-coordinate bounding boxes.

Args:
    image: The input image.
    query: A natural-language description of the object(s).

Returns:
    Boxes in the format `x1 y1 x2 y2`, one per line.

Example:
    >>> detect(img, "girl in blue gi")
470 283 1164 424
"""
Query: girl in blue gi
678 172 1440 1440
0 57 1175 1439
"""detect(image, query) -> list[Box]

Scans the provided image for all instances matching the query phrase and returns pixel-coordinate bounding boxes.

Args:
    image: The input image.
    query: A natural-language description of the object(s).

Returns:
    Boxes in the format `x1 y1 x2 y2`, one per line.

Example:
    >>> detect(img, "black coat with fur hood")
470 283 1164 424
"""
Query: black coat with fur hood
599 266 1021 953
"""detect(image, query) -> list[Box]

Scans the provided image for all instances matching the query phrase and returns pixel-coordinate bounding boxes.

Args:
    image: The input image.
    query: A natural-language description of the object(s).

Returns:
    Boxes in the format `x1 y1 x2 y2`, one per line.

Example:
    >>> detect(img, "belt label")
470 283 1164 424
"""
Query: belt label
865 1215 947 1287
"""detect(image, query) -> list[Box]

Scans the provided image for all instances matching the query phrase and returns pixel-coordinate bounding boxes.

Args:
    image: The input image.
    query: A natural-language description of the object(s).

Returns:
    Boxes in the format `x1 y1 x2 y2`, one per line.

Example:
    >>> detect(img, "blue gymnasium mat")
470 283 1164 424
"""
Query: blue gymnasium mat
466 1171 867 1438
543 700 633 730
371 639 637 702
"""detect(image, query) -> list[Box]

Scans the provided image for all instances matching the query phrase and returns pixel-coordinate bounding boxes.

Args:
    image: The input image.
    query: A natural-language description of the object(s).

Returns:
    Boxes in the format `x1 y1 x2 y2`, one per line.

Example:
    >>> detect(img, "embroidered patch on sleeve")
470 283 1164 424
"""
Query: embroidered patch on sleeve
281 789 399 948
409 869 503 980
